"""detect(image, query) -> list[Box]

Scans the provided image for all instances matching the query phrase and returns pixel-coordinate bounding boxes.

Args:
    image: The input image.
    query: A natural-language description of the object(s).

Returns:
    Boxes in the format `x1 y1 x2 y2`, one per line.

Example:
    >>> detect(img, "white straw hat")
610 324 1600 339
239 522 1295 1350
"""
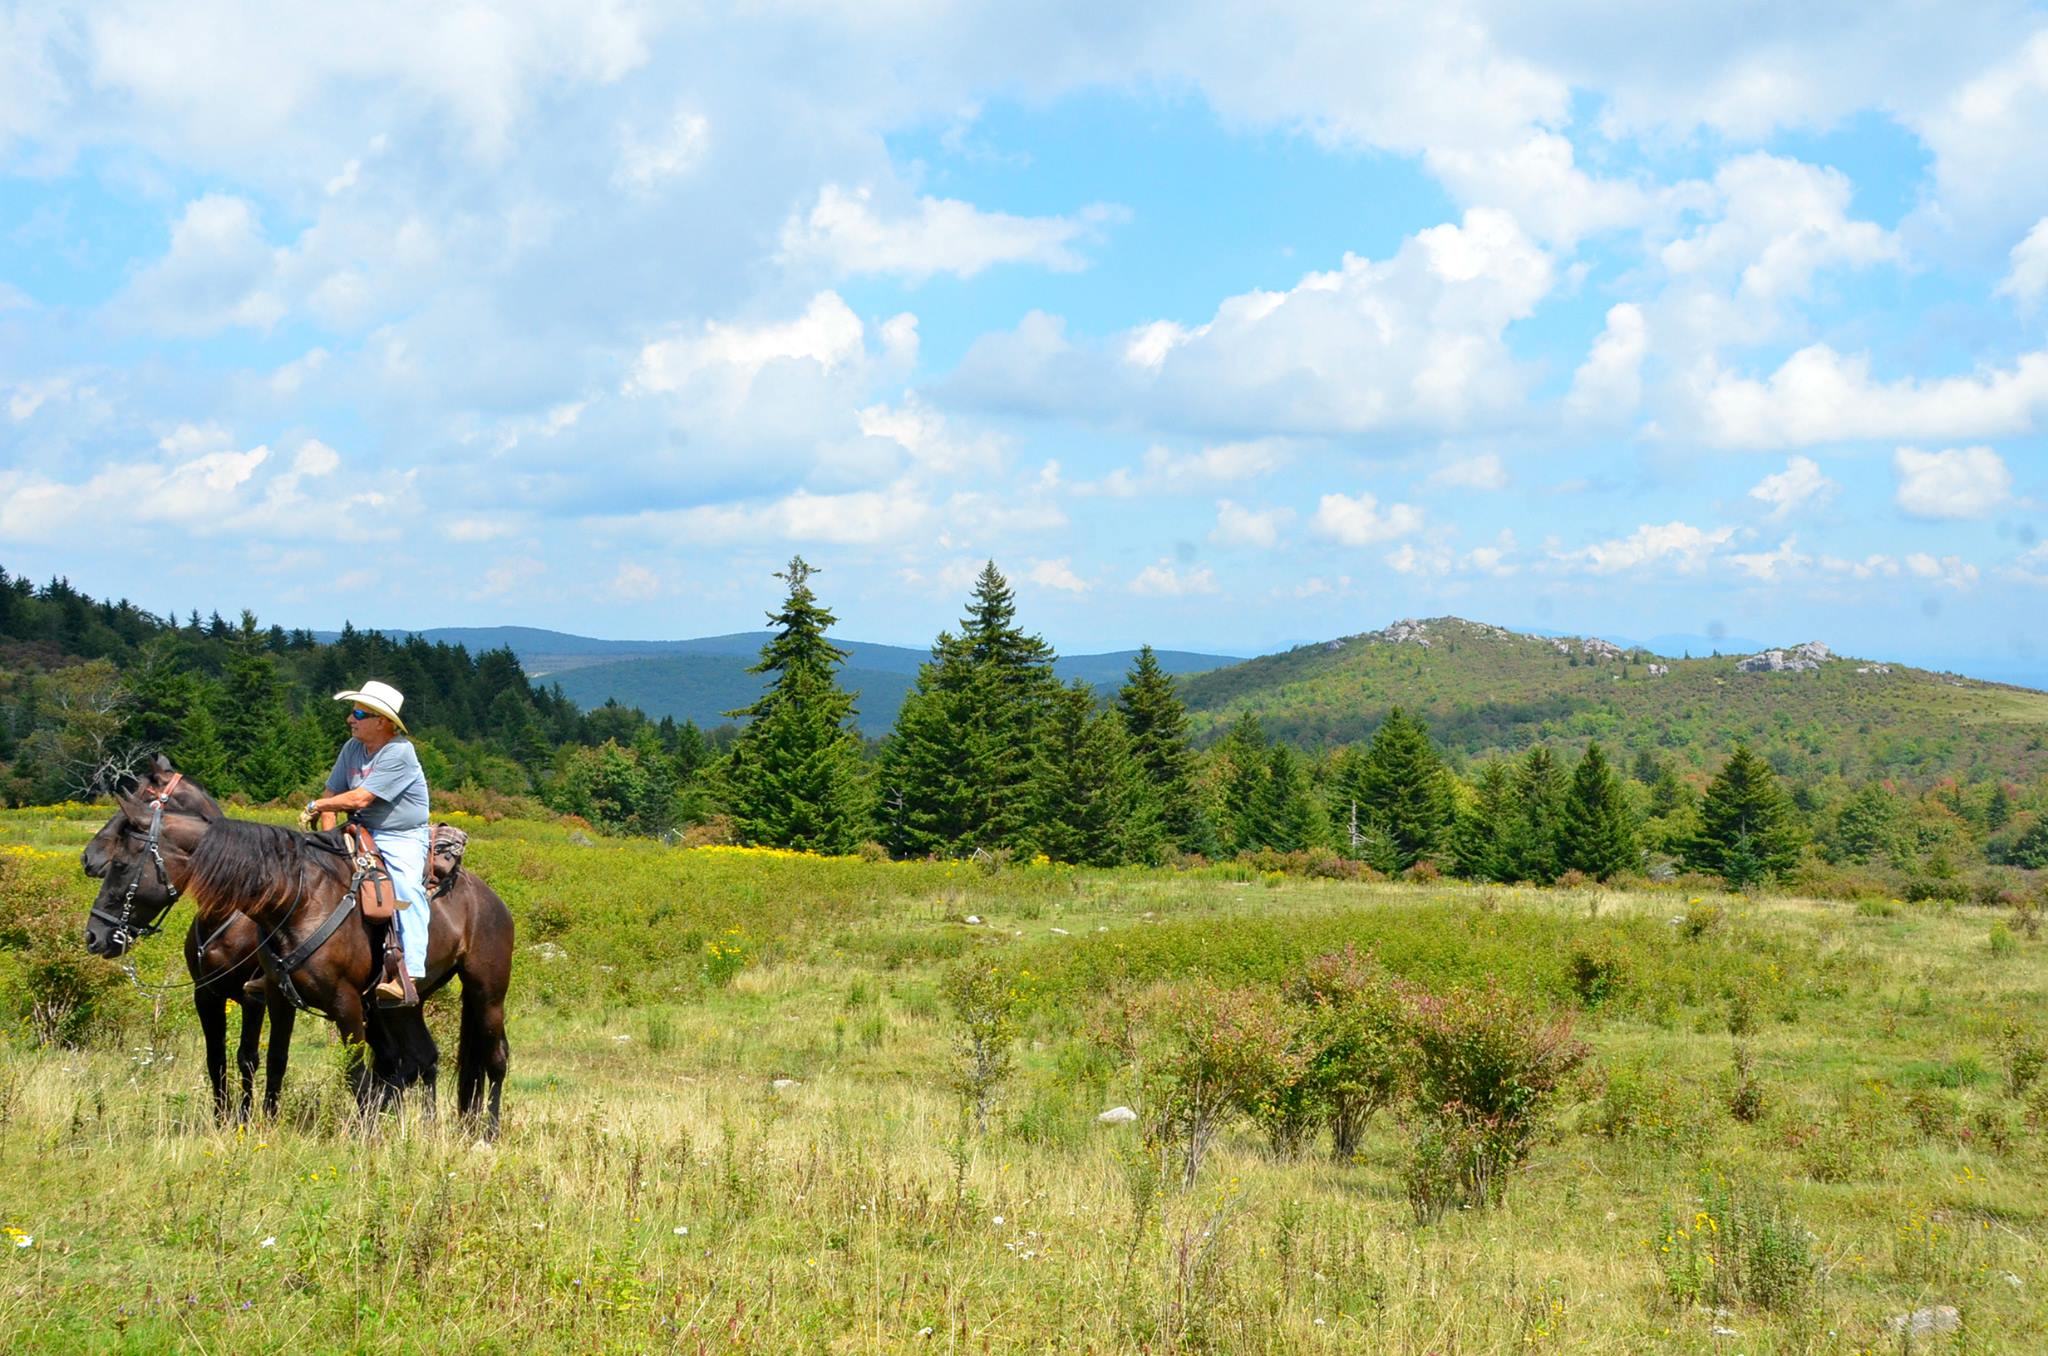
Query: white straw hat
334 680 409 734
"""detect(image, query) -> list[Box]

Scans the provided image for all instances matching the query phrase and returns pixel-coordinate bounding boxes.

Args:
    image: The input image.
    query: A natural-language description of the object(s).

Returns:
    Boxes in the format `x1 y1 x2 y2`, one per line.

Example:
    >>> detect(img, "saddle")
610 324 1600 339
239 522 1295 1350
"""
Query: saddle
347 822 469 1009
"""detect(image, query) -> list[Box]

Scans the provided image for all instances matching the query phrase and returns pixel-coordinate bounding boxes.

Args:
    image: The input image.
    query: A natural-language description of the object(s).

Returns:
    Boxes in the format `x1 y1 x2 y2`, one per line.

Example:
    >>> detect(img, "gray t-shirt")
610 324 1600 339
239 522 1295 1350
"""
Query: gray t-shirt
325 737 430 832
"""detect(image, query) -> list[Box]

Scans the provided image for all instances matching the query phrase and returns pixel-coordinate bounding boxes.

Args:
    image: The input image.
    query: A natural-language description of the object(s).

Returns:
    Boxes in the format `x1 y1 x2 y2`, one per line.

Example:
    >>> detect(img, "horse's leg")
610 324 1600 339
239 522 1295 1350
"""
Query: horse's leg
232 988 263 1123
195 985 231 1123
459 975 510 1138
328 988 377 1120
262 991 296 1118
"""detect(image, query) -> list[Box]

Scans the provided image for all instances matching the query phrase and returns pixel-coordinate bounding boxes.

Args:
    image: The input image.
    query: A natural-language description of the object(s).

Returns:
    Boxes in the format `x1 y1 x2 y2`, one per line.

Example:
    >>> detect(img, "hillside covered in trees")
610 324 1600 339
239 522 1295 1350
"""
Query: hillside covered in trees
5 563 2046 900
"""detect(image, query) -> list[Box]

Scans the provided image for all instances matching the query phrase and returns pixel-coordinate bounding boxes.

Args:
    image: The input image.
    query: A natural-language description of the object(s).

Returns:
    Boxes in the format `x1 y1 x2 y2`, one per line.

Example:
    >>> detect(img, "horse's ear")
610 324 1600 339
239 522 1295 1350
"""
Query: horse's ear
109 768 142 799
153 753 176 775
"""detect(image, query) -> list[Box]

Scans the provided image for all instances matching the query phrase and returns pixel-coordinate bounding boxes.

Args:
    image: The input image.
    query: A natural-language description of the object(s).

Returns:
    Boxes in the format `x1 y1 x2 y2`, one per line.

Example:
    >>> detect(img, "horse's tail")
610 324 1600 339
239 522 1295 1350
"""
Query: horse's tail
186 819 324 924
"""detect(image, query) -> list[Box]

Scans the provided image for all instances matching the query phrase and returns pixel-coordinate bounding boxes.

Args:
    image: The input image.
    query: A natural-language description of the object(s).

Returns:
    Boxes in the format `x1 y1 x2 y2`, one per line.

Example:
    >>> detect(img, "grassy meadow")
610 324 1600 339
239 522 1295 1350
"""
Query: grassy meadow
3 803 2047 1353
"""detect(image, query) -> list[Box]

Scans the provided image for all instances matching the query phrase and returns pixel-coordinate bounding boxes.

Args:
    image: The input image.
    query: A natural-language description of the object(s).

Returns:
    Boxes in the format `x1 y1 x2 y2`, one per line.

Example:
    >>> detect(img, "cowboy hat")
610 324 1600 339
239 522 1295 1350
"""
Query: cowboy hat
334 679 409 734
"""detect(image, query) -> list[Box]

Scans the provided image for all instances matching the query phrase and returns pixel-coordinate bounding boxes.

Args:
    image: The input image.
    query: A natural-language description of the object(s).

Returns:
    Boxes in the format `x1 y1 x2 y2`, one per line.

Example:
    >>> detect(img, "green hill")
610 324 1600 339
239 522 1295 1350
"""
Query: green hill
1179 617 2048 783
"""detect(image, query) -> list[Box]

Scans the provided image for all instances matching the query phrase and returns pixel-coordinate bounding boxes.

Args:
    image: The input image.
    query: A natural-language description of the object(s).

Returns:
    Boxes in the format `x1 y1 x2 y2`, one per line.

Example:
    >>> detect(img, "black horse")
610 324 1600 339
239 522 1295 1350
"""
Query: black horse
83 757 515 1133
82 758 296 1121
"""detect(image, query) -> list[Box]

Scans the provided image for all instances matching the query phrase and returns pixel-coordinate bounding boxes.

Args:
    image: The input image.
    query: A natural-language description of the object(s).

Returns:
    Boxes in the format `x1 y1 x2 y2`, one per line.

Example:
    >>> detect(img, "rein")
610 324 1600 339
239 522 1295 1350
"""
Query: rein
257 827 386 1015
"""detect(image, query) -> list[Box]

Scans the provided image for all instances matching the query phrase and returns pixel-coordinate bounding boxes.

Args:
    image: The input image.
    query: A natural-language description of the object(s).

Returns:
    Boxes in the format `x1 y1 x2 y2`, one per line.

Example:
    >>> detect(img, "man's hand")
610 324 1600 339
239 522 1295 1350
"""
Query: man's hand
298 800 319 829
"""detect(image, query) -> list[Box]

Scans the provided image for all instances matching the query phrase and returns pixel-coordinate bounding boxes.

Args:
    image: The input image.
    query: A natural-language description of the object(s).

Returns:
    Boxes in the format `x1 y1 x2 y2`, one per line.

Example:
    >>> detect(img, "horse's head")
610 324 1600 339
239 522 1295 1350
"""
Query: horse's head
82 755 220 957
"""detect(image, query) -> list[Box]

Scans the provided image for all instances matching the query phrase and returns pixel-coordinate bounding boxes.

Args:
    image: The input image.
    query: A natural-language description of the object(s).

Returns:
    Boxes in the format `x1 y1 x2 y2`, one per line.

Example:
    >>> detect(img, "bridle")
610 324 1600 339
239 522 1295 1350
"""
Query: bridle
90 773 186 954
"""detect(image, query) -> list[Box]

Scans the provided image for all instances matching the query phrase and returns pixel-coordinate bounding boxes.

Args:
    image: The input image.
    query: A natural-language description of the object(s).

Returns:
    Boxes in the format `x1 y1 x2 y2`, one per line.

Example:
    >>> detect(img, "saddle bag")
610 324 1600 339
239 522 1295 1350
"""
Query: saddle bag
344 822 405 921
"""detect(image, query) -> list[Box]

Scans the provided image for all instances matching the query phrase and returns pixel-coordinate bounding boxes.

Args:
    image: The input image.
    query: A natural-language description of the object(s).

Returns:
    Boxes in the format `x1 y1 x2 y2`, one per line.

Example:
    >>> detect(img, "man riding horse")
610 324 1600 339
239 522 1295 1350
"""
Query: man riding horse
298 680 429 1006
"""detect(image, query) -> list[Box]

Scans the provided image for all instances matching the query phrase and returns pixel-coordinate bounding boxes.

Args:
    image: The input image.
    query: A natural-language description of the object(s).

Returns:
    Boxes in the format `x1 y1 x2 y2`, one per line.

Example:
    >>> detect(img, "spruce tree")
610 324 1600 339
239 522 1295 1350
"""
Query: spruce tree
1115 645 1210 853
1215 713 1272 853
217 612 296 798
1028 681 1160 866
1687 743 1803 884
169 685 233 793
1258 743 1317 852
1353 707 1451 872
878 563 1054 856
1449 760 1517 881
723 557 870 852
1505 746 1567 883
1558 742 1639 880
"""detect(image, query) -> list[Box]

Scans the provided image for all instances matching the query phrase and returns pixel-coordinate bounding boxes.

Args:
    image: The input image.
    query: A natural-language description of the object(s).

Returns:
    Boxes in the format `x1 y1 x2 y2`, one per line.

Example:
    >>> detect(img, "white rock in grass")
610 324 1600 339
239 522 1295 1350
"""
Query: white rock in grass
529 942 568 962
963 915 982 925
1049 928 1069 936
771 1078 800 1093
1097 1106 1138 1125
1886 1306 1960 1337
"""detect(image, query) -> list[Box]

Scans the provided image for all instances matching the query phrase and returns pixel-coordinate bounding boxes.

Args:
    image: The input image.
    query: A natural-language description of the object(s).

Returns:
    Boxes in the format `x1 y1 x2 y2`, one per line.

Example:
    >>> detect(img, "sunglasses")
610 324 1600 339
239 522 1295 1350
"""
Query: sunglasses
348 708 379 721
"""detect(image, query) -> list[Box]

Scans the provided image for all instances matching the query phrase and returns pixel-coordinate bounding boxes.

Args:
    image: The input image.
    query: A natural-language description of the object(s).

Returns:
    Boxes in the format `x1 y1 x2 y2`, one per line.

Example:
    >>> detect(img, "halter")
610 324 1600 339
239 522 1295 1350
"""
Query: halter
90 773 185 953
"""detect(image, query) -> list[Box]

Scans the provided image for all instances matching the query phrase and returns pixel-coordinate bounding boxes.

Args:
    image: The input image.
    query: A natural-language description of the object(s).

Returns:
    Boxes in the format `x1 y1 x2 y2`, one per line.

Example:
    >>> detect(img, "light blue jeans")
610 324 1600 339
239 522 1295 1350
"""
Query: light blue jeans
368 825 431 979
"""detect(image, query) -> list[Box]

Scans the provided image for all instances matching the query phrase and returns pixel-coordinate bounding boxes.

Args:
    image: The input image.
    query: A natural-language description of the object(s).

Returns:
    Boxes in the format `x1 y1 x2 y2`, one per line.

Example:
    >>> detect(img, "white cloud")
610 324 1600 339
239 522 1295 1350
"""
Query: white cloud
1309 491 1424 547
596 482 935 547
1210 500 1296 549
1999 217 2048 307
1424 451 1508 491
606 562 662 600
119 194 285 335
1565 303 1647 421
951 208 1553 438
1080 439 1292 497
1688 345 2048 448
615 108 709 190
1556 521 1736 575
1905 552 1981 589
1129 560 1218 597
292 438 341 477
856 397 1007 475
447 517 517 542
1819 553 1901 579
1024 557 1089 592
1729 536 1812 581
627 292 870 393
1464 529 1520 576
781 185 1119 282
474 555 547 600
1893 446 2013 519
1748 455 1837 519
1385 541 1454 575
1660 154 1898 304
2003 542 2048 585
0 443 278 541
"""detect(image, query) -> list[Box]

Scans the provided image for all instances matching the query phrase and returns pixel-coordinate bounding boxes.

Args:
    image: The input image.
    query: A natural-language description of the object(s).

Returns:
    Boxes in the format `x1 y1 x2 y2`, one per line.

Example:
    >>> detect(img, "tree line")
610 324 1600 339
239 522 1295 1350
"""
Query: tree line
709 558 1810 888
5 559 2041 895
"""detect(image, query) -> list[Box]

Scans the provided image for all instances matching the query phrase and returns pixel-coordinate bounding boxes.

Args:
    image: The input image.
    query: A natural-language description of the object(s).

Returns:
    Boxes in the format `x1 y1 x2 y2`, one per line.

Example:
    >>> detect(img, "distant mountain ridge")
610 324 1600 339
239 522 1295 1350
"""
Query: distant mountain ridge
314 625 1241 732
1176 615 2048 783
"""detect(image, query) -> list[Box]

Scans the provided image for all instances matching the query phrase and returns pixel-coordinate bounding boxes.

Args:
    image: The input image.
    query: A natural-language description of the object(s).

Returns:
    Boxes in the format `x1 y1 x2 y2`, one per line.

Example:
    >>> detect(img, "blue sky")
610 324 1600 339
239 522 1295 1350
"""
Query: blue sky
2 3 2046 683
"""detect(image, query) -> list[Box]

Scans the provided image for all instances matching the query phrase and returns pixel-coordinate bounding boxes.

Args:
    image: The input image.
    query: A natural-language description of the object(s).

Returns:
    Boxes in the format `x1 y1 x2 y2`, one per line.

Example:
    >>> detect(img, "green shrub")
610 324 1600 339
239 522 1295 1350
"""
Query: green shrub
1281 946 1412 1160
1404 982 1588 1209
941 956 1027 1134
1139 982 1301 1187
1989 921 2019 958
0 857 130 1048
1566 941 1629 1009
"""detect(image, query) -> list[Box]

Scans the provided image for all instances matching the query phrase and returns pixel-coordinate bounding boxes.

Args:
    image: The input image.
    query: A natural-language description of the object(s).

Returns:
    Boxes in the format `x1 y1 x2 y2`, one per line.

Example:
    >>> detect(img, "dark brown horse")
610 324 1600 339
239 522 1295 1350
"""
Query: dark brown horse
84 759 516 1133
82 758 297 1121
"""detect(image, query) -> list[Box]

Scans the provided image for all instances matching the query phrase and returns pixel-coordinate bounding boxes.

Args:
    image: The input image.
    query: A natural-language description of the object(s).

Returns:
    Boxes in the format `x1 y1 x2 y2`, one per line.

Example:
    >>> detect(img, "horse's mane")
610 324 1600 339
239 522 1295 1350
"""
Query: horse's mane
186 819 347 923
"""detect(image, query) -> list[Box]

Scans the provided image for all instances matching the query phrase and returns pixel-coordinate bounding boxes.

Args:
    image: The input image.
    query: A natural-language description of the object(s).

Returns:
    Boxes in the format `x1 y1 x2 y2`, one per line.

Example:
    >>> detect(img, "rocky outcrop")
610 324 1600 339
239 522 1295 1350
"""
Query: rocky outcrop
1738 641 1831 673
1644 663 1670 676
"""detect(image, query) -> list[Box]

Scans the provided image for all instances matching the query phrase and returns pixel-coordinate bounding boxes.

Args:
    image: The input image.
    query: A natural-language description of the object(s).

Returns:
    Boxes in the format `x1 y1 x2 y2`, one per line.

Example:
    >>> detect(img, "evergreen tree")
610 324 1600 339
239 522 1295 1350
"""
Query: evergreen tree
724 557 870 852
1826 783 1900 864
1028 681 1160 865
1215 713 1273 853
1505 746 1567 883
216 613 298 799
1450 760 1517 881
1258 742 1317 852
1353 707 1451 872
1115 645 1210 853
169 685 232 792
1687 743 1804 883
1557 742 1639 880
878 563 1053 856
